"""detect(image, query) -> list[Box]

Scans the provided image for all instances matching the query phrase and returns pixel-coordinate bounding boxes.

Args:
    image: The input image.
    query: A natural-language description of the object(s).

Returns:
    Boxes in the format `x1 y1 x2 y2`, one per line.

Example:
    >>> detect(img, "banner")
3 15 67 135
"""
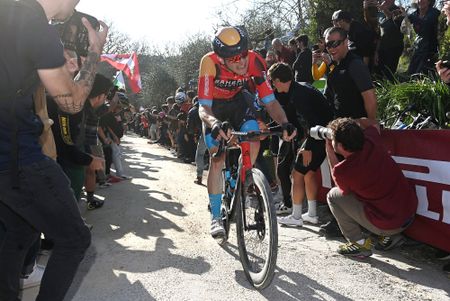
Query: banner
316 129 450 252
101 52 142 93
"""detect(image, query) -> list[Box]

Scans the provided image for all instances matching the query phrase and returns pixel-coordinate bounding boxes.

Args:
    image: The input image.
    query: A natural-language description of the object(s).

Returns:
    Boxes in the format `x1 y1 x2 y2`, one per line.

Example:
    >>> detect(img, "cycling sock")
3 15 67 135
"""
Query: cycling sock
209 194 222 219
307 200 317 217
292 204 302 219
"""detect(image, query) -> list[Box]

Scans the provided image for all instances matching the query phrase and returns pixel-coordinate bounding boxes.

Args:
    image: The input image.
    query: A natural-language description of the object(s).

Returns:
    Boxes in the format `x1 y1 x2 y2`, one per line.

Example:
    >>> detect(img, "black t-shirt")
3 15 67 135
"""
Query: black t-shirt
348 20 376 58
0 0 65 170
292 48 314 84
275 82 333 147
47 96 93 167
100 112 124 139
326 52 374 119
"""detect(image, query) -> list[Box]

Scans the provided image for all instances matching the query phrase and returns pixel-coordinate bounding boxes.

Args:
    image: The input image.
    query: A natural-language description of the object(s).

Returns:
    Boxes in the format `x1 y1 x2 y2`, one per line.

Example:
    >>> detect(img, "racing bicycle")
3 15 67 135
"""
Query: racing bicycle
214 127 281 290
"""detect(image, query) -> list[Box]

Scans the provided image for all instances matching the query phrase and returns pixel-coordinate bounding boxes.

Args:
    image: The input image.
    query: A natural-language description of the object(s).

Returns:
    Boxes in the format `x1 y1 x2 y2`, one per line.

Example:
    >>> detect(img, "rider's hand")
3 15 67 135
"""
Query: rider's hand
83 18 108 55
211 121 231 141
281 122 296 142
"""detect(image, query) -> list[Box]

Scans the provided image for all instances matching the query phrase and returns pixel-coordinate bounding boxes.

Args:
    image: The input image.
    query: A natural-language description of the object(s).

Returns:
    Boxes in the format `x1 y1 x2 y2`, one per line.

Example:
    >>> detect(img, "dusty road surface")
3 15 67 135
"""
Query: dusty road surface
22 134 449 301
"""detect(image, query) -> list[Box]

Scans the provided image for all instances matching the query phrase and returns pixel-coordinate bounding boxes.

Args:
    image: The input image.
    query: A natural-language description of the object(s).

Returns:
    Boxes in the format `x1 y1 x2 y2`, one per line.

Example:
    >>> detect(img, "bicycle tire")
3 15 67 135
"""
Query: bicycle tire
235 168 278 289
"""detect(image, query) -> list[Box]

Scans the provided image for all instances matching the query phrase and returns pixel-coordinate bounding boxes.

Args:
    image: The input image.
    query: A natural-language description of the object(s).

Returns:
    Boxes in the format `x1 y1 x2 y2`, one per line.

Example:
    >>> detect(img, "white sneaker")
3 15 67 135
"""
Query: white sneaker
20 264 45 290
277 214 303 227
210 218 226 238
276 203 292 215
302 213 319 224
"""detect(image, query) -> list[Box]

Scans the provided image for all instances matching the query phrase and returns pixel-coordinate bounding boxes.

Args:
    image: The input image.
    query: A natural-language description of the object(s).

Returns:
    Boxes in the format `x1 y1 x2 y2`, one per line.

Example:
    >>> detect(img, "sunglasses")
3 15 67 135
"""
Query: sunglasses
225 50 249 63
325 39 344 49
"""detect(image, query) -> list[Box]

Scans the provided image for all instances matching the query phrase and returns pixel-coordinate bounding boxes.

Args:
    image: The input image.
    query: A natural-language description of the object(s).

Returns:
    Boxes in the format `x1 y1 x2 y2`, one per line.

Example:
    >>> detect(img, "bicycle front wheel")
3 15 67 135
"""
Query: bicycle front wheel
235 168 278 289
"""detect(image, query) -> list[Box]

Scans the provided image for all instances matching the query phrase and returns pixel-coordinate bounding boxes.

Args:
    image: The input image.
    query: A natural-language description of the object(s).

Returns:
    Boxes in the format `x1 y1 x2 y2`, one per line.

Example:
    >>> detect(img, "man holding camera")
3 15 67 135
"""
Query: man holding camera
325 118 417 258
268 63 333 226
0 0 107 300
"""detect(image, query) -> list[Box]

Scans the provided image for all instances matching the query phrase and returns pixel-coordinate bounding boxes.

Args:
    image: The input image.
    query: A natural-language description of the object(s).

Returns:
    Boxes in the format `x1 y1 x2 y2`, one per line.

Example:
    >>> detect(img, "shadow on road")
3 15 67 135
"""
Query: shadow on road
65 137 211 300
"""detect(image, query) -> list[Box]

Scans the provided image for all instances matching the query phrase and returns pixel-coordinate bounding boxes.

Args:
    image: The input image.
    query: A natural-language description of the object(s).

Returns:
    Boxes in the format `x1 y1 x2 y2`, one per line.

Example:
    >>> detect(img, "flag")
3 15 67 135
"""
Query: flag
101 52 142 93
113 71 126 91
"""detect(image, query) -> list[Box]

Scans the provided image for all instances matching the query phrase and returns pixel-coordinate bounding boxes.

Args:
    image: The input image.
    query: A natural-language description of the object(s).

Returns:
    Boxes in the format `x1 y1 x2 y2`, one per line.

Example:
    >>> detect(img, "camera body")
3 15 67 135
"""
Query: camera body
310 125 332 140
54 11 99 57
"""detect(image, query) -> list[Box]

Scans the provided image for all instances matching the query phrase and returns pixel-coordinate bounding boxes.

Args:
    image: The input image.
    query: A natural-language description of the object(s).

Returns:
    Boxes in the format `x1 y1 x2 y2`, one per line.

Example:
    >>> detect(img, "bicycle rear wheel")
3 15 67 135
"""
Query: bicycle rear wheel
235 168 278 289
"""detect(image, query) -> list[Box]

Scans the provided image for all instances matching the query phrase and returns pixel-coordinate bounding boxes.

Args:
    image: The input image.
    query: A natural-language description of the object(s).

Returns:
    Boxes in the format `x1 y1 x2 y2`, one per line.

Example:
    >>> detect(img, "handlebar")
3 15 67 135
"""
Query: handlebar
212 126 283 158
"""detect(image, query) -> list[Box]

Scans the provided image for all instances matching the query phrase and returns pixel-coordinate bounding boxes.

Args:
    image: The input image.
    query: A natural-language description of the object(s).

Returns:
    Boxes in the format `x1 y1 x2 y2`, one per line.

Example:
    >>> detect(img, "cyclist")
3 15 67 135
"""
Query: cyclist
198 26 296 239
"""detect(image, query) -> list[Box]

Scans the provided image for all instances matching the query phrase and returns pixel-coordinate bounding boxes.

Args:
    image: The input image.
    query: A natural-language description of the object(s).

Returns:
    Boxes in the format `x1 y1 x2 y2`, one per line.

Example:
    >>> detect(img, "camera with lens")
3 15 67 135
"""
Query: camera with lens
310 125 332 140
53 11 99 57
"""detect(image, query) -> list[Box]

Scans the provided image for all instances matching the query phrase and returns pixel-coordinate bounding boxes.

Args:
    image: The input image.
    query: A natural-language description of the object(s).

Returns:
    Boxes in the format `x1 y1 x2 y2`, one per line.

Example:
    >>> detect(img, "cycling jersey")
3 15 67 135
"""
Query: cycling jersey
198 50 275 107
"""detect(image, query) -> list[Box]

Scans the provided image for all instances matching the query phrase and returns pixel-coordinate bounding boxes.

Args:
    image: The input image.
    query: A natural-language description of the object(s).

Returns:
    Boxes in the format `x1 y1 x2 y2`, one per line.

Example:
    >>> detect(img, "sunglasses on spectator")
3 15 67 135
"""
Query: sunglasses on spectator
225 50 249 63
325 39 345 49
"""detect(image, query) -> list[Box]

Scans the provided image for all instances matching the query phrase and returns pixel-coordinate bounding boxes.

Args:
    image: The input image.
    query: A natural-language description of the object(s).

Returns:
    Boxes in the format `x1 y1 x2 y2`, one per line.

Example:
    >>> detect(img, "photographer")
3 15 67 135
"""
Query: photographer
0 0 107 300
268 63 333 222
325 118 418 258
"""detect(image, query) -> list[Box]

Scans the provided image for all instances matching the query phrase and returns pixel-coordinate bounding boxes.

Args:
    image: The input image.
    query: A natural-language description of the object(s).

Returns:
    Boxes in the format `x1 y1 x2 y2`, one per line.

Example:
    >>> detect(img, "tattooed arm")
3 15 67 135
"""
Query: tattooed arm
38 19 109 114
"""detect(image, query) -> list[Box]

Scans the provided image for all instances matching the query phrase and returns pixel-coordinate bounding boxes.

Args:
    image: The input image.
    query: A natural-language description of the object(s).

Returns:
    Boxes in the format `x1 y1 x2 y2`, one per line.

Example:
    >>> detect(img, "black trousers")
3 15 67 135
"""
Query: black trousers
0 159 91 301
277 141 295 207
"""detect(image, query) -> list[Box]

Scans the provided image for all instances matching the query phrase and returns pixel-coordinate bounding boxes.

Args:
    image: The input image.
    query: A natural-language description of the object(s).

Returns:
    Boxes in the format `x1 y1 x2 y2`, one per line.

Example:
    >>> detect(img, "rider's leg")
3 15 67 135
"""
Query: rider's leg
207 152 225 219
204 132 226 239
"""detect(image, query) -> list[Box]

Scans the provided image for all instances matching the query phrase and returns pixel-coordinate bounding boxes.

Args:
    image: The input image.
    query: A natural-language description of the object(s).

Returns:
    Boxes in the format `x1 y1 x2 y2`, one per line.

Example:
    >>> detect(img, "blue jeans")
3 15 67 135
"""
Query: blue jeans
0 158 91 301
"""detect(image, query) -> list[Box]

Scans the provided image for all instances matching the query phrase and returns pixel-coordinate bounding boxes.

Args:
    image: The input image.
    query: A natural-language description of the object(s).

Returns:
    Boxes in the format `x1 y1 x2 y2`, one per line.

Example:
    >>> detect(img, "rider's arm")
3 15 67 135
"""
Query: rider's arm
264 101 288 126
251 53 289 126
197 54 219 127
38 20 108 114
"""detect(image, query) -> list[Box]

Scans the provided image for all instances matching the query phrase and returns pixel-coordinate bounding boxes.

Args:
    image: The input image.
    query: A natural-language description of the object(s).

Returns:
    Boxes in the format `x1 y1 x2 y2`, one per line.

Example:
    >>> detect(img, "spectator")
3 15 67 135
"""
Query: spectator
268 63 333 226
99 92 132 180
0 0 107 300
312 37 335 81
48 49 104 204
292 34 314 83
405 0 440 75
325 118 417 258
148 109 159 141
272 38 296 66
332 10 376 65
324 27 377 120
265 50 277 68
84 75 114 210
288 37 299 55
375 0 405 80
187 97 207 184
320 26 378 237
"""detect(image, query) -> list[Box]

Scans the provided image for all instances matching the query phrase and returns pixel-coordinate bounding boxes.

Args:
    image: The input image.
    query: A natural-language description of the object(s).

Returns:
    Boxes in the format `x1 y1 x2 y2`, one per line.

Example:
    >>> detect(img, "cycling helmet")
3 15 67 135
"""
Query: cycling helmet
175 92 186 104
212 26 248 59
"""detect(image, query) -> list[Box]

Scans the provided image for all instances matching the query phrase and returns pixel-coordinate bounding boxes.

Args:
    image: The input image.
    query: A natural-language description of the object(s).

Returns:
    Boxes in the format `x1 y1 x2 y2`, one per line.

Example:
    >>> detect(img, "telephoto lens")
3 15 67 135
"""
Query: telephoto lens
310 125 332 140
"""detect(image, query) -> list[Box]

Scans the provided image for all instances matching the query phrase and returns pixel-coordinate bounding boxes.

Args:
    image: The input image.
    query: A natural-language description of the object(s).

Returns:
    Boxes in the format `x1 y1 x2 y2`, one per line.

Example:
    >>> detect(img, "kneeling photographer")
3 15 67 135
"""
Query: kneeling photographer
268 62 333 225
324 117 418 258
